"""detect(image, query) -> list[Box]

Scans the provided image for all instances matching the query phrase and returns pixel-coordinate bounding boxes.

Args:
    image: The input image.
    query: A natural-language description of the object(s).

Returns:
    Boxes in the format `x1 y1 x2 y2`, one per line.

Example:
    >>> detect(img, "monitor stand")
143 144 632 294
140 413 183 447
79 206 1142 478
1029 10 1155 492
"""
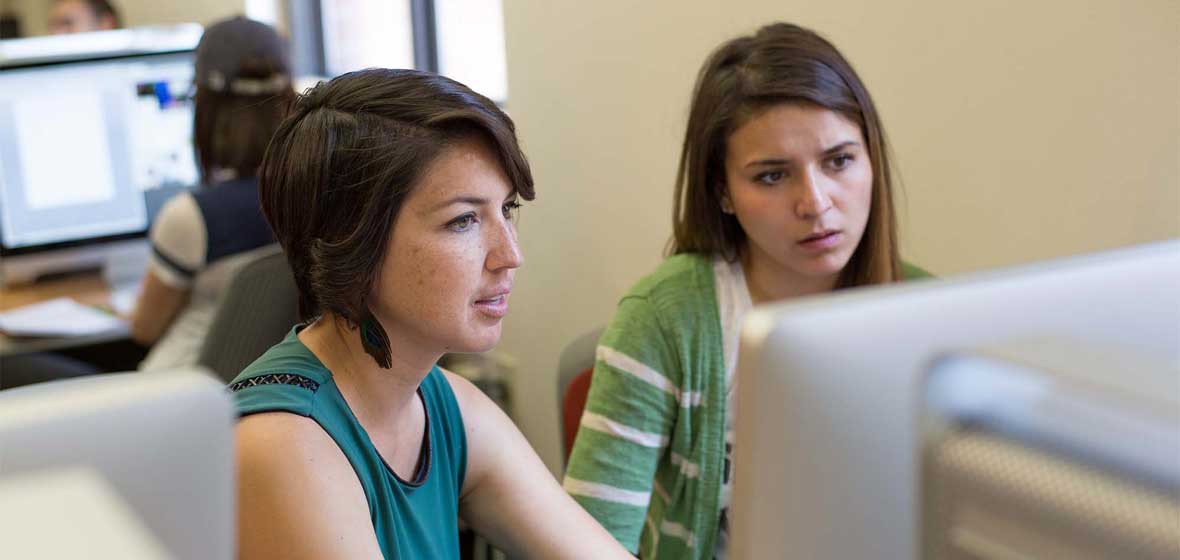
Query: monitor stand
0 238 148 289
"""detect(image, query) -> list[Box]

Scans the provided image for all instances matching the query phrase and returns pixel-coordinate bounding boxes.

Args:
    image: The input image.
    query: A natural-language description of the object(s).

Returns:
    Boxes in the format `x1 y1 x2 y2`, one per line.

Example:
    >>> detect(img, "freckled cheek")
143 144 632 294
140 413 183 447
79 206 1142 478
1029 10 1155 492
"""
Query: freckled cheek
421 245 488 317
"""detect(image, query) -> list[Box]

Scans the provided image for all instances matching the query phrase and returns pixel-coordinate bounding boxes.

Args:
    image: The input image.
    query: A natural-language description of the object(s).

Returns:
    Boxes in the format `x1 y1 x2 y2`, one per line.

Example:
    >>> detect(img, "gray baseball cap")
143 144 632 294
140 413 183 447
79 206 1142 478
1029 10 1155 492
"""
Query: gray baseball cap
194 16 290 96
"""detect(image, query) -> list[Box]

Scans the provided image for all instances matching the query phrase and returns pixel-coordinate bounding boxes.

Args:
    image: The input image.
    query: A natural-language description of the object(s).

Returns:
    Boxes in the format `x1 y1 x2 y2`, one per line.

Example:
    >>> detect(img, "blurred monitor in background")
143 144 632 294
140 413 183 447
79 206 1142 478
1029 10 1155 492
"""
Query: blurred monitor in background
48 0 121 35
0 48 198 285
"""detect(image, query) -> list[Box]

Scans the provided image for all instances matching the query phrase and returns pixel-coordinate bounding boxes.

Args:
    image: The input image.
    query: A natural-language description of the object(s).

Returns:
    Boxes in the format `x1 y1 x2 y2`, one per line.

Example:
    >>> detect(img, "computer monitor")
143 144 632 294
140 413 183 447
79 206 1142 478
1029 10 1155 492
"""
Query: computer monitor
729 241 1180 559
921 340 1180 559
0 369 234 560
0 48 198 285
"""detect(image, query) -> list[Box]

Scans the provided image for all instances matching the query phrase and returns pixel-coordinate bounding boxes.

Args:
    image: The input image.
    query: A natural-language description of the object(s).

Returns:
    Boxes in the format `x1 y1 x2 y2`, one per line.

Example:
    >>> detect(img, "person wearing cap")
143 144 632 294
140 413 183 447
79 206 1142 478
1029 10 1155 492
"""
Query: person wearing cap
130 16 296 370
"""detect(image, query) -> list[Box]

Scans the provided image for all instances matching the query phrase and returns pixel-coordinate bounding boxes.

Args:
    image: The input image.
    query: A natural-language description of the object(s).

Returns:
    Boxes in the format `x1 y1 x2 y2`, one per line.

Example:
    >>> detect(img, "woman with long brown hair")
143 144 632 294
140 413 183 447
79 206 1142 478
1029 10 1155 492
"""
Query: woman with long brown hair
563 22 930 559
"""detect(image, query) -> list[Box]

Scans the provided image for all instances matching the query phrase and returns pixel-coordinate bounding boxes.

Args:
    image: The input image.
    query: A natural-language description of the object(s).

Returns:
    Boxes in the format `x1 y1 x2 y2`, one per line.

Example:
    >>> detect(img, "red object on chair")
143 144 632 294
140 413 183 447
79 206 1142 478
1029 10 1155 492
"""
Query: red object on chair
562 368 594 464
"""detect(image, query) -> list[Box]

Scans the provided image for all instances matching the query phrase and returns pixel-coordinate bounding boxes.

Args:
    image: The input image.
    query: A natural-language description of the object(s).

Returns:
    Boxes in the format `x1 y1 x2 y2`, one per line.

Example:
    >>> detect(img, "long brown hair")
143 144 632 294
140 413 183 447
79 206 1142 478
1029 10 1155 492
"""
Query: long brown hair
670 22 901 287
259 69 534 368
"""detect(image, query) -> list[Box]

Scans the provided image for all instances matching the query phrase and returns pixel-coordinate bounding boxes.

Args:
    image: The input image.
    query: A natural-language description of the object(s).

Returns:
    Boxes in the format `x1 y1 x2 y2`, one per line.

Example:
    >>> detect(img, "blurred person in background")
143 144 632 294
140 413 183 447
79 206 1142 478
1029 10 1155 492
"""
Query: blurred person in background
131 16 296 370
48 0 120 34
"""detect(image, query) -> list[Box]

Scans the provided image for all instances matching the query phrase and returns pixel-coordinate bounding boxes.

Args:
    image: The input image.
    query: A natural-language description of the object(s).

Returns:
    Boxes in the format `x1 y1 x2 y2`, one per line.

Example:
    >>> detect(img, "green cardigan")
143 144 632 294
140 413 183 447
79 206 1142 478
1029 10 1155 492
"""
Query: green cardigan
563 254 932 559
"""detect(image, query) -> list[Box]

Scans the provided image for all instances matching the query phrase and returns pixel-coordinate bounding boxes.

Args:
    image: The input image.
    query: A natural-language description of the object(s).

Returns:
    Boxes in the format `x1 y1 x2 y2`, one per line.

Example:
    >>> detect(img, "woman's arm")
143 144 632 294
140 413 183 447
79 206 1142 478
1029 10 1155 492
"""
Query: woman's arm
130 193 204 345
562 296 679 553
128 270 189 345
446 371 632 559
236 412 385 560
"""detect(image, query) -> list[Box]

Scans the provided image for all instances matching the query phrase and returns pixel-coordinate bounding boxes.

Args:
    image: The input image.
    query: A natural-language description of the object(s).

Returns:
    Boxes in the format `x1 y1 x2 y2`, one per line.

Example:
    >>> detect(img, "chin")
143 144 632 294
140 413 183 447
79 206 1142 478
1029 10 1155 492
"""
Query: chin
455 327 502 354
794 252 853 278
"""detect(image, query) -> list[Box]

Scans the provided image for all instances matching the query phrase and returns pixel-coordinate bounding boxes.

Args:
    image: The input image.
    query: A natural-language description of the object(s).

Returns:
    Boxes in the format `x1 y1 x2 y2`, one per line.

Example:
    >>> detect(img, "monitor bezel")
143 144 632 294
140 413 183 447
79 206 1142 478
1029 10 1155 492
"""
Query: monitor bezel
0 48 197 258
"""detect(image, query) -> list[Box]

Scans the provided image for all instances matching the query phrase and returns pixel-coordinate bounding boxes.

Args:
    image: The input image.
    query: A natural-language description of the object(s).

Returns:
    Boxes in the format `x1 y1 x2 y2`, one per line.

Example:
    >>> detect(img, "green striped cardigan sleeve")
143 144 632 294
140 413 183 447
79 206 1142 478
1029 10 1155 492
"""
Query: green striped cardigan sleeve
563 293 680 553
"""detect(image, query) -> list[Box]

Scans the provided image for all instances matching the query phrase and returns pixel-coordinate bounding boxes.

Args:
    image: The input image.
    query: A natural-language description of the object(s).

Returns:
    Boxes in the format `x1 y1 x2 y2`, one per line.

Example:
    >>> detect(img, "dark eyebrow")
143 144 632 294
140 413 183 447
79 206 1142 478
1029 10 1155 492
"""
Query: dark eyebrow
745 158 791 169
430 196 488 213
822 141 860 154
429 192 519 213
744 141 862 169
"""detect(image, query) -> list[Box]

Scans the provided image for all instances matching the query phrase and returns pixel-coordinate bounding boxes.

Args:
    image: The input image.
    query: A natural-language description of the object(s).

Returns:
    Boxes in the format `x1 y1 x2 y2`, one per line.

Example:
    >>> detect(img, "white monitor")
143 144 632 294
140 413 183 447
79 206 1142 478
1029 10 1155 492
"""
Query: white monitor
0 369 235 560
0 49 198 284
730 241 1180 559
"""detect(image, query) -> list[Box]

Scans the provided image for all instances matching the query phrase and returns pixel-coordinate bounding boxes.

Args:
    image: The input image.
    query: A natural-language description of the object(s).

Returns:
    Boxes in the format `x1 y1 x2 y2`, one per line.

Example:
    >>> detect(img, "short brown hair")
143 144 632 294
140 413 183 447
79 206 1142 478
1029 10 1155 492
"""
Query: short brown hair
670 22 901 287
259 69 534 367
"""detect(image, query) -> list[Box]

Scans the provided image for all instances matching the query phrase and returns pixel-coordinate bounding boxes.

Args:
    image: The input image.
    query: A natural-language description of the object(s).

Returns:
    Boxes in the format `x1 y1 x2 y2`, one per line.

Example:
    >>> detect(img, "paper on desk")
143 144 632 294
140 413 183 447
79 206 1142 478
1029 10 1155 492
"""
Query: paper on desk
0 297 126 337
108 282 141 317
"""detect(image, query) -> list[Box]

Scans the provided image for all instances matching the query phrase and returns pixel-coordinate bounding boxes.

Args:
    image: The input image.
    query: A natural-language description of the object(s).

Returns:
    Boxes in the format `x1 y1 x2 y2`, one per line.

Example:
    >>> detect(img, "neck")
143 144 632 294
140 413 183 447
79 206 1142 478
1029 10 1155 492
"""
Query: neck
741 247 839 305
298 314 439 425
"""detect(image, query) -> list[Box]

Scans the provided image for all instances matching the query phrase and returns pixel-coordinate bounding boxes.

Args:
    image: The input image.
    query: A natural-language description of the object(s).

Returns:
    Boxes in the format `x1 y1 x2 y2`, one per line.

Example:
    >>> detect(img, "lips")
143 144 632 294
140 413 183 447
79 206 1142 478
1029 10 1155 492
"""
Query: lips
474 289 511 318
800 229 839 242
797 229 843 251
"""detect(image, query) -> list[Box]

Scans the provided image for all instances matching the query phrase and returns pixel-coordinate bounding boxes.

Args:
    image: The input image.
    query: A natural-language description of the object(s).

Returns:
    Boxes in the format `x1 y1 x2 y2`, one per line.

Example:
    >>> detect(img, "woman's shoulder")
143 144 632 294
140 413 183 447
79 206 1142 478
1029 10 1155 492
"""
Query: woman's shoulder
602 253 721 352
229 329 331 418
235 410 384 558
149 192 205 264
232 329 327 383
900 260 936 280
235 411 355 486
623 253 715 301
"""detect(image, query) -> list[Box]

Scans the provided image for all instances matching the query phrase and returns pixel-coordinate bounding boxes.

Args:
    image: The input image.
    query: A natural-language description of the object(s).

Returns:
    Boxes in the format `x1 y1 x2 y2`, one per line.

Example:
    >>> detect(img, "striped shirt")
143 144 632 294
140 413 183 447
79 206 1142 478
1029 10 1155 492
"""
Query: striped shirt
564 254 728 559
564 254 933 559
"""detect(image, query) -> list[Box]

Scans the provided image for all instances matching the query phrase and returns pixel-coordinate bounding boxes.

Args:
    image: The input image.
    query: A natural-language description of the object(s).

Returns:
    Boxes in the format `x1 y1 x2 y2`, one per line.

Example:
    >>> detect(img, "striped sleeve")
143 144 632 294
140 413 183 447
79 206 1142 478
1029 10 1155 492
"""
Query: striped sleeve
146 193 207 289
563 294 680 553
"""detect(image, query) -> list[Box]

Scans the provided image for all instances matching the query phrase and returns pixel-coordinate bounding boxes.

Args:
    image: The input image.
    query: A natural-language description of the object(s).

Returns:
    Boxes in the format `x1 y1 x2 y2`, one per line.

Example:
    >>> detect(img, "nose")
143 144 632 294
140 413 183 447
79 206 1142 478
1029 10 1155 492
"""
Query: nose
487 218 524 272
794 168 834 219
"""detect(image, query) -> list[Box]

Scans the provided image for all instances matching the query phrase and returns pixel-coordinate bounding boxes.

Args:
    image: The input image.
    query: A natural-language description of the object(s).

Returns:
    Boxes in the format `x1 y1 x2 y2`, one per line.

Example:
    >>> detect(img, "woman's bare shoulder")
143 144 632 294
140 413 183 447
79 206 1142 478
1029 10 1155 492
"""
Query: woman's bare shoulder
236 412 383 559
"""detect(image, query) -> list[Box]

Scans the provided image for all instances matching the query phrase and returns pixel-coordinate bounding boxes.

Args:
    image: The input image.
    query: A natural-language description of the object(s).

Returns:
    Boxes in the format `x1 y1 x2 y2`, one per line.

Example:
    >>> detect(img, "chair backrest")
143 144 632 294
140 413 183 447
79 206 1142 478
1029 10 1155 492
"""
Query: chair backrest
562 368 594 465
557 326 603 467
197 244 299 382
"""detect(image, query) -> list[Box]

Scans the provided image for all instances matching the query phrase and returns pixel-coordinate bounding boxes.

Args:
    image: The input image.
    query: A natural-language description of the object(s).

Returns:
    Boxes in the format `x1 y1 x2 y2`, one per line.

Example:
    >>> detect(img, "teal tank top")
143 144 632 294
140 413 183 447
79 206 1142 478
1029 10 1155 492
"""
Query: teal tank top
229 328 468 559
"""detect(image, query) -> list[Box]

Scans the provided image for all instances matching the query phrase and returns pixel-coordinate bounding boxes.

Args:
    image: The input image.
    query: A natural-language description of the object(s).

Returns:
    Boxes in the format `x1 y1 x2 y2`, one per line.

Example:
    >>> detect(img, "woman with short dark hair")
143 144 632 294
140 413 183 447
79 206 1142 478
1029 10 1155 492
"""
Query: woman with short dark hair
230 68 630 559
563 22 932 559
131 16 295 370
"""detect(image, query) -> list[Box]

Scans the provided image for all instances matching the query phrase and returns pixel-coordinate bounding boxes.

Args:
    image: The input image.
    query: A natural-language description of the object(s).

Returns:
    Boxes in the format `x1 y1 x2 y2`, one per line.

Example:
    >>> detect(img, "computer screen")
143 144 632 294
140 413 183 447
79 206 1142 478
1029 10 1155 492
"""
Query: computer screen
729 241 1179 559
0 51 197 254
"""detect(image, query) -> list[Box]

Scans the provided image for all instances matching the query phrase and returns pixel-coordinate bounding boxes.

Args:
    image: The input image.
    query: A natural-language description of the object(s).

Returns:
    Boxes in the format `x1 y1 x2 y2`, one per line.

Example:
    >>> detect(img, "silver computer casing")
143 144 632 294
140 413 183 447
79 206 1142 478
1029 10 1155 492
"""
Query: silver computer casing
921 340 1179 559
730 241 1179 559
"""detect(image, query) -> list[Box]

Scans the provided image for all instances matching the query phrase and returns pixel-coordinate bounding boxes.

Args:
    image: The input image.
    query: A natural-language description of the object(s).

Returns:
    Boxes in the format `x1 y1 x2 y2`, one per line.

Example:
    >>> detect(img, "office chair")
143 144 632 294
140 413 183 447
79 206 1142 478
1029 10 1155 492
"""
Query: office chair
196 245 299 382
557 326 603 467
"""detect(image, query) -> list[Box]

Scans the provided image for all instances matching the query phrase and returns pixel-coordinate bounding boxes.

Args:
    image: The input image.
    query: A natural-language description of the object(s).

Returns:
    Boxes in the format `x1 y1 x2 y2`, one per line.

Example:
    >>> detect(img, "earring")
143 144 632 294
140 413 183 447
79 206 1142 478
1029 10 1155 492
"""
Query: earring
359 313 392 369
720 197 735 215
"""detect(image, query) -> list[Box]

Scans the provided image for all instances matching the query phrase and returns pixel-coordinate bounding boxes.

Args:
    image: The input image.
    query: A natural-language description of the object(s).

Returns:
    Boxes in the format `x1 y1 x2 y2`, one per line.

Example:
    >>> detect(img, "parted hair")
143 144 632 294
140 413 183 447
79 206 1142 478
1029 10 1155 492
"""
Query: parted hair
670 22 902 286
258 68 535 368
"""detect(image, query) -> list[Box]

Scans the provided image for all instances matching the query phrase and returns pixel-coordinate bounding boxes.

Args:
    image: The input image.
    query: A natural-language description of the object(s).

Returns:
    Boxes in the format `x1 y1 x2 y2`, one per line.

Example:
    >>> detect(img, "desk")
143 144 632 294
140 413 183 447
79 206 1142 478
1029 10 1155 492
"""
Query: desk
0 273 131 358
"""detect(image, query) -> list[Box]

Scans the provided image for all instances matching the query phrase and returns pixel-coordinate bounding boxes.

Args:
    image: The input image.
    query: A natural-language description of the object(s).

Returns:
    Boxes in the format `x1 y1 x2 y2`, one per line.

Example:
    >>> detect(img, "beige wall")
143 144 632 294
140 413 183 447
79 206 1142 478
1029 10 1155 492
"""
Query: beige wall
115 0 246 28
500 0 1180 472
